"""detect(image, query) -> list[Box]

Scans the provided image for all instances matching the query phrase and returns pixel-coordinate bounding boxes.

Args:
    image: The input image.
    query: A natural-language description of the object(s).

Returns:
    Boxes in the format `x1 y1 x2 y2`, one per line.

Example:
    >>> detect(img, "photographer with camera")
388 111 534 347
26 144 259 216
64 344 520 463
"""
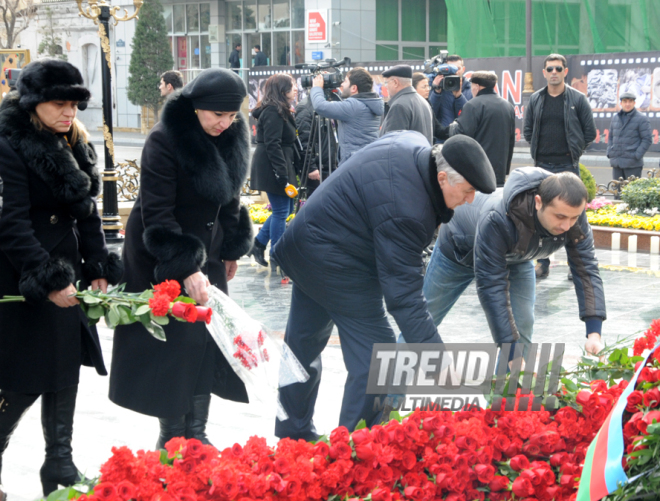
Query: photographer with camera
379 65 433 145
307 68 384 167
429 54 472 127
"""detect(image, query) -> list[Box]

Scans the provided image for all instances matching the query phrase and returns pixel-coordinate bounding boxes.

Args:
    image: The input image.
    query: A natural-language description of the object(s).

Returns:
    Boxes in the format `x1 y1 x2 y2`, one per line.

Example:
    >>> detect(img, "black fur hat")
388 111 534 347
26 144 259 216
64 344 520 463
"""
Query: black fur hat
17 59 91 111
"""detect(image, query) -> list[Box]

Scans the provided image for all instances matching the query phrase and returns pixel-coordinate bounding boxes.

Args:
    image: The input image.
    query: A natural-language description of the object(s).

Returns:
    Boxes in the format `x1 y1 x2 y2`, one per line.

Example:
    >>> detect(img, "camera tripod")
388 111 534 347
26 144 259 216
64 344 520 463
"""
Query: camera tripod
294 91 340 213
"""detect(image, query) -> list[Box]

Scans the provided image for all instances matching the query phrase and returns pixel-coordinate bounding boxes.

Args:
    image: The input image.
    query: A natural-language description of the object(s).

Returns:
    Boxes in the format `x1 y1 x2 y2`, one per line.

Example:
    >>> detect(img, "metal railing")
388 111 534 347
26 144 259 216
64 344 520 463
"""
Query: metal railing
596 168 660 199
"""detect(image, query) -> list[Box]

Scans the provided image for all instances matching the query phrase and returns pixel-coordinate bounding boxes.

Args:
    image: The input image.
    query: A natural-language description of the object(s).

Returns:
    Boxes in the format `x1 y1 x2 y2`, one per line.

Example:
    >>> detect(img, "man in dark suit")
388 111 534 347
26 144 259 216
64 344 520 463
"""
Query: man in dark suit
253 45 268 67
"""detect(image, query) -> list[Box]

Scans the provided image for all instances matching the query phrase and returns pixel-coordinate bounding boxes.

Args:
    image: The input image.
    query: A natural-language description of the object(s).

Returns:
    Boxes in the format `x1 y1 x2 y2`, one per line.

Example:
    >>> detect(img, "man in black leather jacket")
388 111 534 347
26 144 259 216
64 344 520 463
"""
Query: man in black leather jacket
423 167 605 359
524 54 596 279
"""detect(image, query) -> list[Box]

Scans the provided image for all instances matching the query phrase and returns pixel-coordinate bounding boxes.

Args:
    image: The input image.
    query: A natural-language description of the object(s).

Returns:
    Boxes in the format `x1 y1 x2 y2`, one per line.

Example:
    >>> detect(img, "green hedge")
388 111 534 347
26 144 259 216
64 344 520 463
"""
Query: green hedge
621 178 660 212
579 164 597 202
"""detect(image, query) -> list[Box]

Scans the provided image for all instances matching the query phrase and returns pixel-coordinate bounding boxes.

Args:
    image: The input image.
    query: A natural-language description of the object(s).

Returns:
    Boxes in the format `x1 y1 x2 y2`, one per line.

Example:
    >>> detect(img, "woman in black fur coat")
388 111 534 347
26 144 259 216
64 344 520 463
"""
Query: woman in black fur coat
0 59 121 497
108 68 253 449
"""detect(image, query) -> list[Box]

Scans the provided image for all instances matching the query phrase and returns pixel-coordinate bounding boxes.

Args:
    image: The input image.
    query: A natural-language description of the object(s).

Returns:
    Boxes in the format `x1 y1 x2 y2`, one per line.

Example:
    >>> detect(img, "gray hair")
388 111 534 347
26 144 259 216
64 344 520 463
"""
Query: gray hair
392 76 412 87
432 145 465 186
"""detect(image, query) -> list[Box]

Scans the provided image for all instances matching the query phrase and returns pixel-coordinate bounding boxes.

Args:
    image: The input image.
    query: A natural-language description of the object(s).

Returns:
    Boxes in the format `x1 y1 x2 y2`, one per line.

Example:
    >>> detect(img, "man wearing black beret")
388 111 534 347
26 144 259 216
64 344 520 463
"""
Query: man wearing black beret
421 167 605 362
271 132 496 440
379 65 434 144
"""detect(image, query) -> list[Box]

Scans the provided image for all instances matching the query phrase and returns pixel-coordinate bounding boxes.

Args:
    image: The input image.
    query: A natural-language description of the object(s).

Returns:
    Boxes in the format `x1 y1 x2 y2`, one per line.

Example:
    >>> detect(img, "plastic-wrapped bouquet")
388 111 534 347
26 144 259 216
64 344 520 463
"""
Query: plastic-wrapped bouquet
205 286 308 420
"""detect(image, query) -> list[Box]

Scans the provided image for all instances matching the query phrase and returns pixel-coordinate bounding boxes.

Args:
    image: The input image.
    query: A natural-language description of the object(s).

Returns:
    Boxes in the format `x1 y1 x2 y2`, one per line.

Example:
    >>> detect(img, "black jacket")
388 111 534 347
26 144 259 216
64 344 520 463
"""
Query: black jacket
229 49 241 68
524 85 596 168
437 167 606 344
0 93 120 394
249 105 299 195
254 51 268 67
607 108 652 169
272 131 451 344
449 88 515 186
109 92 253 418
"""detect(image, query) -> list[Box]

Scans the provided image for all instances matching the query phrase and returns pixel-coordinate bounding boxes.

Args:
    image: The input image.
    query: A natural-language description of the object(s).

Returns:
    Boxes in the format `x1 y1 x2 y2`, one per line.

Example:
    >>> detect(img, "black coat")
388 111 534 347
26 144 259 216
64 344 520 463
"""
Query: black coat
524 85 596 169
272 131 450 344
109 92 253 418
0 93 120 394
254 51 268 67
449 88 515 186
249 105 298 195
607 108 652 169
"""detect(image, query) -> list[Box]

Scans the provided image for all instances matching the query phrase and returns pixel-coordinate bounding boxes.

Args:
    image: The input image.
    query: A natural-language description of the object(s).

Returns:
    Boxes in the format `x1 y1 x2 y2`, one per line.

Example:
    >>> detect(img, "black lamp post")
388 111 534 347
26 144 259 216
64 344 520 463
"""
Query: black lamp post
523 0 534 96
75 0 143 242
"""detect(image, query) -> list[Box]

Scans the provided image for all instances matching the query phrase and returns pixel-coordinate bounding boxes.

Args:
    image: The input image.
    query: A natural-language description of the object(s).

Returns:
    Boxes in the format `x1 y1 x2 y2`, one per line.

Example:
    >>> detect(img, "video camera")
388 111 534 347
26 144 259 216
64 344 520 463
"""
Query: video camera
298 57 351 90
4 68 21 91
423 50 461 92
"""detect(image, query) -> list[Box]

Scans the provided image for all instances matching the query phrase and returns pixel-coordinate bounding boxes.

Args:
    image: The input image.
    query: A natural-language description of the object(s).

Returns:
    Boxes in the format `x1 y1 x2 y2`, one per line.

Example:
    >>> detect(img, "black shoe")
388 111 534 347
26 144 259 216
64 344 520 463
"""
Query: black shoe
248 238 268 267
185 395 213 446
155 415 186 450
40 386 89 496
535 262 549 279
1 391 40 496
567 272 573 281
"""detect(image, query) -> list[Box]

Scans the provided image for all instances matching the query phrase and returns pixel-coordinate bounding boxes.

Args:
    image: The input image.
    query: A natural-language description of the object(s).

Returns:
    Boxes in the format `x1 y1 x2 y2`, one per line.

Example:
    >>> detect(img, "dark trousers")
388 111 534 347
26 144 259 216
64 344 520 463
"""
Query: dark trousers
612 166 643 180
275 284 395 440
535 162 576 268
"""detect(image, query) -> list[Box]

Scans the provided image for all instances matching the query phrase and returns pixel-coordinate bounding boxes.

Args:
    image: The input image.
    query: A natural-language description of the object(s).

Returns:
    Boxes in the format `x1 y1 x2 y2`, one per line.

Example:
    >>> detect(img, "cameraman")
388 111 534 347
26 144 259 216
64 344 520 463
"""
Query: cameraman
309 68 384 166
430 55 472 127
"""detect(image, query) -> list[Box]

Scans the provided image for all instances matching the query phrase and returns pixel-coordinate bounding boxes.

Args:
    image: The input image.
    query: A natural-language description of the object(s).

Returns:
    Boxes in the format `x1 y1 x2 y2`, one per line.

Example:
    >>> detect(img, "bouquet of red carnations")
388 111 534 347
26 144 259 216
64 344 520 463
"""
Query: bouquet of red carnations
204 285 309 420
0 279 210 342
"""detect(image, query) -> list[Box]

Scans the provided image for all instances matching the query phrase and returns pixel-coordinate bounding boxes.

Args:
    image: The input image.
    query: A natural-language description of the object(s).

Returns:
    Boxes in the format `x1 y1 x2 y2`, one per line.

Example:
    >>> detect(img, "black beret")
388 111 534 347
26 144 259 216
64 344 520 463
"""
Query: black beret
182 68 247 112
441 136 496 193
17 59 91 111
382 65 413 79
619 91 636 101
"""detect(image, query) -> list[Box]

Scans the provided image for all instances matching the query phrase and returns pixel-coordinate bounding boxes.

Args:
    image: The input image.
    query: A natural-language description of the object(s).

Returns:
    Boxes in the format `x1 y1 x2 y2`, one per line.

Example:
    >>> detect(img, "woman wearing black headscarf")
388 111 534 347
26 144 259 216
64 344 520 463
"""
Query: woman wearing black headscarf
109 68 253 449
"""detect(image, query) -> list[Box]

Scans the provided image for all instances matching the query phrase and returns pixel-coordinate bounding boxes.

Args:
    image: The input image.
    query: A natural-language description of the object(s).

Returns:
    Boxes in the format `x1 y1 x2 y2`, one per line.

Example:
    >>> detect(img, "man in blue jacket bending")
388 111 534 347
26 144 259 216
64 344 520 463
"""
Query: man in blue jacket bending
422 167 605 360
272 133 496 440
310 68 384 166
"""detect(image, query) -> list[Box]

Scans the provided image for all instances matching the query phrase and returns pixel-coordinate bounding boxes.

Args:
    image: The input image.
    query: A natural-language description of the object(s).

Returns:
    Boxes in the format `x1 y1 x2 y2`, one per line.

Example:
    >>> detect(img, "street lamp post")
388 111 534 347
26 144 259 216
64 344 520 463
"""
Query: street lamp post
523 0 534 96
75 0 143 242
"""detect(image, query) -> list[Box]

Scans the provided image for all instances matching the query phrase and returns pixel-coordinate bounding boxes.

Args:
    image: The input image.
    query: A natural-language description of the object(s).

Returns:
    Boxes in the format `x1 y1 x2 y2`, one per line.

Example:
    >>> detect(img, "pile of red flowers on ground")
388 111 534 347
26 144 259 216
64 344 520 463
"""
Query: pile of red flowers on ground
68 321 660 501
149 280 212 324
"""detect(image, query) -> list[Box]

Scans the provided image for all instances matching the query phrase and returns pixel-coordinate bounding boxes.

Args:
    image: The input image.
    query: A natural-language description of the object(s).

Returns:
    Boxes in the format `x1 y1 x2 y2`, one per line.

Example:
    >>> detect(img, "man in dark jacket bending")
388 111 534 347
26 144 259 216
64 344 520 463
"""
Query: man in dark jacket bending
272 133 496 440
422 167 605 360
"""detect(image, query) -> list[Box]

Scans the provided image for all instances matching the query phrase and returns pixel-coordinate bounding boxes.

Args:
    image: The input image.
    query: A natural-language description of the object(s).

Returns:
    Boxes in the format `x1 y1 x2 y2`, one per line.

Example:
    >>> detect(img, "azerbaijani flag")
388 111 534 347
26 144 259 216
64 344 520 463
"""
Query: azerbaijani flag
576 340 660 501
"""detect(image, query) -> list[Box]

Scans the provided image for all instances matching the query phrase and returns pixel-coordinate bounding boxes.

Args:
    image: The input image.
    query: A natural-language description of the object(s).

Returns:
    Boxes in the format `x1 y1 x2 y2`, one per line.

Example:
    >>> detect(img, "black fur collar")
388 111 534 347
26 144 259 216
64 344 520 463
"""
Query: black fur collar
159 92 250 206
0 92 100 219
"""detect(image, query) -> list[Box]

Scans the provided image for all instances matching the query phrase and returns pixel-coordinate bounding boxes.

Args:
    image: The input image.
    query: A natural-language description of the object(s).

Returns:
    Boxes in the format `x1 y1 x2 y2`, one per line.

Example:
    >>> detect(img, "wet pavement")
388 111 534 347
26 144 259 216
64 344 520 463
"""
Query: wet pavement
3 247 660 500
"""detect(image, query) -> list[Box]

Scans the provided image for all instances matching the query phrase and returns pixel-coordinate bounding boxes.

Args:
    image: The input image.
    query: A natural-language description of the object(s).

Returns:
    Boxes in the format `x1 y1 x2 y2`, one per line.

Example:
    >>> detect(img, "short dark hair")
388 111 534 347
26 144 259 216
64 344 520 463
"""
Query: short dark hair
235 43 242 49
412 72 427 90
161 70 183 90
538 172 588 208
446 55 463 64
543 53 567 69
254 44 261 50
347 68 373 94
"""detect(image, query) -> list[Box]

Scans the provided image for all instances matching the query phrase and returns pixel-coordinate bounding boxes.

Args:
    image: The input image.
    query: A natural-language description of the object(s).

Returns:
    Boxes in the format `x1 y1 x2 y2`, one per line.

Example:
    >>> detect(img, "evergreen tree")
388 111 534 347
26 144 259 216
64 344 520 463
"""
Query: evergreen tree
127 0 173 120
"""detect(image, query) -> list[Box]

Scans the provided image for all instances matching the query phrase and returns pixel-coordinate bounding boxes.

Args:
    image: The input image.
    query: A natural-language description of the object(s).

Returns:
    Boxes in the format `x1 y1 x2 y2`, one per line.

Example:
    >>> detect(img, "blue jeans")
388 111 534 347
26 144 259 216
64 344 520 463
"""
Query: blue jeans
256 192 294 257
421 245 536 351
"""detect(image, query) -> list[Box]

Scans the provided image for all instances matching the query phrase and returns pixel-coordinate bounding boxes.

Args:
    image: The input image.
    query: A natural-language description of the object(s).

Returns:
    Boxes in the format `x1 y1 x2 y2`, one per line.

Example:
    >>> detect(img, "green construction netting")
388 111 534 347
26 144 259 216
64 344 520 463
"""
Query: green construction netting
445 0 660 58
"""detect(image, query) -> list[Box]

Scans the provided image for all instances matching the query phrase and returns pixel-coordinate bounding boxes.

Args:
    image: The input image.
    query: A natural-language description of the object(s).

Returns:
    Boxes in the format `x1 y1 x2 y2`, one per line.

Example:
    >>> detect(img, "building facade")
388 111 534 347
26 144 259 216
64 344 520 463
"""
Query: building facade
19 0 659 131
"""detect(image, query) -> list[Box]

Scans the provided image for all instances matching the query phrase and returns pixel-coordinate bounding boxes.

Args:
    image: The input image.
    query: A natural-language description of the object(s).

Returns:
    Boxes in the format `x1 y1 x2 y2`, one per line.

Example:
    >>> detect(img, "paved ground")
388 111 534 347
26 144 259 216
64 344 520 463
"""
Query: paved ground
3 246 660 500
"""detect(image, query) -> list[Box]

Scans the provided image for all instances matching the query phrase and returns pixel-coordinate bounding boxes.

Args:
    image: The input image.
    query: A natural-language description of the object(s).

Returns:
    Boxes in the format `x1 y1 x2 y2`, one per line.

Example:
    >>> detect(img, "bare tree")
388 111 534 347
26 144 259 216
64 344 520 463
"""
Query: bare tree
0 0 36 49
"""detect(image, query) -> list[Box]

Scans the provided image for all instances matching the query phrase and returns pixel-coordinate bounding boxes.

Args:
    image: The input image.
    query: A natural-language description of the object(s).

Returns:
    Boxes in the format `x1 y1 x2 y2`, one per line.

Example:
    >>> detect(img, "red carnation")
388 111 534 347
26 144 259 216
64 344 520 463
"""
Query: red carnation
512 476 535 498
148 294 171 317
116 481 136 501
196 306 213 324
474 464 495 484
488 476 510 492
509 454 530 471
93 482 117 501
153 280 181 301
171 301 198 322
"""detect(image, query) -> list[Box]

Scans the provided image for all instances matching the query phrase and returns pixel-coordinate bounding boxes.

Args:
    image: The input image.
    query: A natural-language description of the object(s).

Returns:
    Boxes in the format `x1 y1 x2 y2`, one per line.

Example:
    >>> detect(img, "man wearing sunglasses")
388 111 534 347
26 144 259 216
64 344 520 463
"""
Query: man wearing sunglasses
523 53 596 280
